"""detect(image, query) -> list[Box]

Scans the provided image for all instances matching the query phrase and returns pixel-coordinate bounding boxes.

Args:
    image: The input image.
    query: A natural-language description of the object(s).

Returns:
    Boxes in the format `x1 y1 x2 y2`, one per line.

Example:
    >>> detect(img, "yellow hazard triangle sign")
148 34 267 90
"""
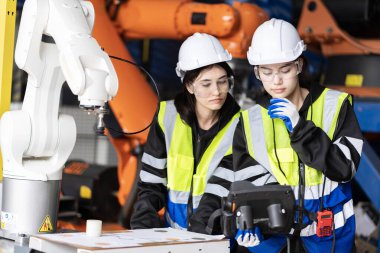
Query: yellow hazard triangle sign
39 215 54 232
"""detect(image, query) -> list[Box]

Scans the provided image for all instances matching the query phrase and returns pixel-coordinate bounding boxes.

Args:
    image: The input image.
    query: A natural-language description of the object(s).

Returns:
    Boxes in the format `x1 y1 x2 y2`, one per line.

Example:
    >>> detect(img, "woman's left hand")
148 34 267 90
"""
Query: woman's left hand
268 98 300 132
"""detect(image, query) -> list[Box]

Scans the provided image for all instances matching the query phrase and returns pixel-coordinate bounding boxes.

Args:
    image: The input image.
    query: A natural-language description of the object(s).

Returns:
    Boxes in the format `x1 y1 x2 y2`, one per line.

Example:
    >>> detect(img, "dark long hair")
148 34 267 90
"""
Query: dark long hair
174 62 234 125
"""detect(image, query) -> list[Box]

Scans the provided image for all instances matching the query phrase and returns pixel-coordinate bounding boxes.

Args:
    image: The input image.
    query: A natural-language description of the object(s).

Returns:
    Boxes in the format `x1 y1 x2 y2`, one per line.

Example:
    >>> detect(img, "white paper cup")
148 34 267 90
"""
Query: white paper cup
86 219 102 237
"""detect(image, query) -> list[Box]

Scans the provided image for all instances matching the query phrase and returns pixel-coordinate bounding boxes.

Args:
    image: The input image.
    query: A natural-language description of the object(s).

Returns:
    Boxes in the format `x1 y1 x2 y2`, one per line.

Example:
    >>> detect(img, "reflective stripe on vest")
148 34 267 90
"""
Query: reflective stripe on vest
158 101 240 228
242 88 350 188
141 153 166 170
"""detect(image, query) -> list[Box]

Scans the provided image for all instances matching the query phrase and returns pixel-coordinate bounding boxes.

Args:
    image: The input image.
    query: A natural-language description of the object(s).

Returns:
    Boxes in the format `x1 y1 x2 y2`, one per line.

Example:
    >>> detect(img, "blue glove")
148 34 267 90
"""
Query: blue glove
235 227 263 247
268 98 300 132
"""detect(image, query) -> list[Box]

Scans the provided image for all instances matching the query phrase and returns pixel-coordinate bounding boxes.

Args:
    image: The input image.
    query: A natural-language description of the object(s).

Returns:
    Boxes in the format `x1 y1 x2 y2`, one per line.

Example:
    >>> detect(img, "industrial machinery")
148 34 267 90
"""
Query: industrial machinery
0 0 118 241
296 0 380 97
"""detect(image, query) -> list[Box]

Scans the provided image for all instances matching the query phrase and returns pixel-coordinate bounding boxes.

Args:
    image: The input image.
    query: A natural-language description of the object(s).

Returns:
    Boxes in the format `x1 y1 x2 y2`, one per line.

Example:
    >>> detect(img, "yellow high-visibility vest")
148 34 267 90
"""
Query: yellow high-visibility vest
242 88 351 186
158 100 239 228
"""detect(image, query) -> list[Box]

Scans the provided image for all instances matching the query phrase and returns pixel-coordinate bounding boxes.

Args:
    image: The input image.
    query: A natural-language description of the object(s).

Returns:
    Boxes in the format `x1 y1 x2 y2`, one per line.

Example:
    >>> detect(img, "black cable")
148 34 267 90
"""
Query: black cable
308 88 313 123
105 0 127 20
271 119 287 179
331 221 336 253
108 55 160 99
105 0 113 12
104 54 160 136
320 173 327 211
107 123 152 136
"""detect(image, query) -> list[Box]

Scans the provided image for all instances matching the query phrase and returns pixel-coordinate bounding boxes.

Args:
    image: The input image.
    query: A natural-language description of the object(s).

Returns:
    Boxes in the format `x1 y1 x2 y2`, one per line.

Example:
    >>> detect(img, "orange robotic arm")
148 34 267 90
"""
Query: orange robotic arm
297 0 380 97
109 0 267 58
298 0 380 56
91 0 267 225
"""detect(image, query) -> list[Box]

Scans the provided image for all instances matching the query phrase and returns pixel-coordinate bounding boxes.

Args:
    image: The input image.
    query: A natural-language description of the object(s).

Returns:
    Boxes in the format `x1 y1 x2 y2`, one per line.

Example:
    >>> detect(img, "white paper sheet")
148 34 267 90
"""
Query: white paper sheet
33 228 226 249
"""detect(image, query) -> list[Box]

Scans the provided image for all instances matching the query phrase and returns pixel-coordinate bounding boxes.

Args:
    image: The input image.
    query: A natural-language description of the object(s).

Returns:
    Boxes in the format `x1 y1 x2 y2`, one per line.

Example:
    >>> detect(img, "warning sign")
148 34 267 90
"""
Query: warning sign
39 215 53 233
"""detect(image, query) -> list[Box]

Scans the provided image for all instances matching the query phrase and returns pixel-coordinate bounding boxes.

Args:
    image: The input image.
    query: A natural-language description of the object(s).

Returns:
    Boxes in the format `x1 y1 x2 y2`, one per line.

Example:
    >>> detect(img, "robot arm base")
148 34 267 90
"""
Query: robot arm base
1 112 76 181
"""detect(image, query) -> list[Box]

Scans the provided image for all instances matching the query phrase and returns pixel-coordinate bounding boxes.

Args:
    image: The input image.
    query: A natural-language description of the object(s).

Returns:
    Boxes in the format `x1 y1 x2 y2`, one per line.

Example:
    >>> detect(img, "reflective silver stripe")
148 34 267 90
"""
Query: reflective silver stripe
168 192 202 213
266 176 278 184
335 140 356 178
204 183 230 198
169 190 190 204
333 199 354 229
251 173 277 186
165 212 186 230
246 106 273 175
162 101 178 155
140 170 166 185
346 136 364 155
235 166 268 181
334 136 363 179
335 139 353 160
205 117 239 182
300 199 354 237
300 221 317 237
323 89 342 132
213 166 234 182
346 136 364 178
142 153 167 170
192 195 203 209
293 177 338 200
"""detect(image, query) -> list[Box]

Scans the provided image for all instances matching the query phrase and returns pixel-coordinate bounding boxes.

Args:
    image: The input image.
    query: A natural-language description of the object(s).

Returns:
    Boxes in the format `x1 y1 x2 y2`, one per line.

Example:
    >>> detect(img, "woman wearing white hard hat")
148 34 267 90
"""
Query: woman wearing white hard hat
233 18 363 253
130 33 240 231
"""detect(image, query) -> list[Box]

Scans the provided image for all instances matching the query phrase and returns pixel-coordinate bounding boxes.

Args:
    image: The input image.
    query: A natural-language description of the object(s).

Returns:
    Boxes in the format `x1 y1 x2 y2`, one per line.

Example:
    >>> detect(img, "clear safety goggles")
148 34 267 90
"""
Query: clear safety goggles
254 60 302 82
192 76 234 98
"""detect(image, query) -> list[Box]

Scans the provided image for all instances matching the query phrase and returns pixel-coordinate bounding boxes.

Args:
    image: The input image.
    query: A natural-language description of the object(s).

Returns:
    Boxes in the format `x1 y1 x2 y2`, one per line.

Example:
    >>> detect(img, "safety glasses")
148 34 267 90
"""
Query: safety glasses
254 60 301 82
192 76 234 98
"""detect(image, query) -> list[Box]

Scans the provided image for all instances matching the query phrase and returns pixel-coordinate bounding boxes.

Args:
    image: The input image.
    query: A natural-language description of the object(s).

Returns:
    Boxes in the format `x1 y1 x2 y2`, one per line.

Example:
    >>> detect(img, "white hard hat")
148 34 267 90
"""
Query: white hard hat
247 18 306 65
176 33 232 79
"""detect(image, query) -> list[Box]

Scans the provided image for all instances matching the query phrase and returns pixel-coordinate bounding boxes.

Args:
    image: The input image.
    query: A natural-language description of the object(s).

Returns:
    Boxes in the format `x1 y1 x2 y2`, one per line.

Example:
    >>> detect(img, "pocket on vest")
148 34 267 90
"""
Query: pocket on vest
167 155 194 191
272 148 298 185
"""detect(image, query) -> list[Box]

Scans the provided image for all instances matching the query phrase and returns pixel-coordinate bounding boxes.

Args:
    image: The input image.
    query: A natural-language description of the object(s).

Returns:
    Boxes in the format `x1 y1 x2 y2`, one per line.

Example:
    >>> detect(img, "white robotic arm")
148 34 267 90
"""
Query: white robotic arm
0 0 118 235
45 0 117 105
2 0 118 180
